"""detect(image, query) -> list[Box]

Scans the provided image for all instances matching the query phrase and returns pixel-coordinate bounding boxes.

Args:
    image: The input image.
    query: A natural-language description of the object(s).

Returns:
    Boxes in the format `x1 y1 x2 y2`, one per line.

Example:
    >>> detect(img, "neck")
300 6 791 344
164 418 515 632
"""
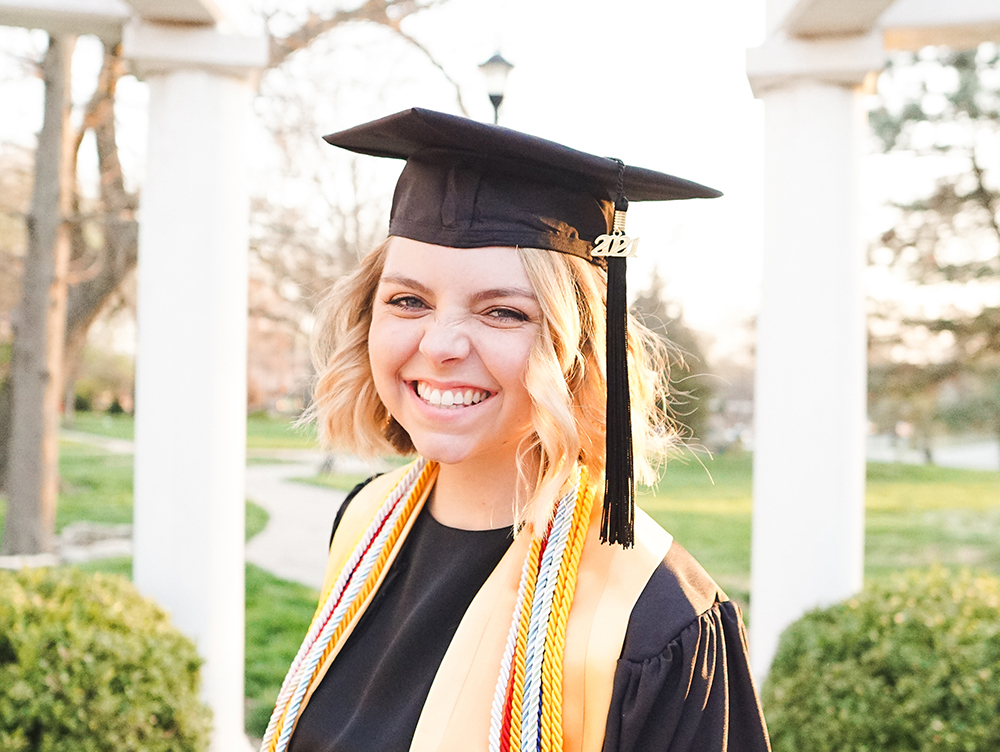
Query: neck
428 451 536 530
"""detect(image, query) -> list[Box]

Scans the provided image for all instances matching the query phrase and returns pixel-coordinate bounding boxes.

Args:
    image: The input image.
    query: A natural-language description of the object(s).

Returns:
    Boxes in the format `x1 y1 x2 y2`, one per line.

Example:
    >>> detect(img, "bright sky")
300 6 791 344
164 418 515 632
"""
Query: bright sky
3 0 768 358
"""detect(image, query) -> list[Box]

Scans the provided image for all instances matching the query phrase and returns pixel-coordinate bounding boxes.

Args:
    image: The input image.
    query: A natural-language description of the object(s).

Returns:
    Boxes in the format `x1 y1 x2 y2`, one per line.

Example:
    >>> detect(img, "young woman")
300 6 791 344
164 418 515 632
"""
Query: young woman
263 109 770 752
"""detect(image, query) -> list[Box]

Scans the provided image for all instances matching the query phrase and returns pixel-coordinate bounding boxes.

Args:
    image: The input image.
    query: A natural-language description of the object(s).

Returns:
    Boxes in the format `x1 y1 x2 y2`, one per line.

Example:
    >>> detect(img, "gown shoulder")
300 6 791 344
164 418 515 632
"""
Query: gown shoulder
604 542 771 752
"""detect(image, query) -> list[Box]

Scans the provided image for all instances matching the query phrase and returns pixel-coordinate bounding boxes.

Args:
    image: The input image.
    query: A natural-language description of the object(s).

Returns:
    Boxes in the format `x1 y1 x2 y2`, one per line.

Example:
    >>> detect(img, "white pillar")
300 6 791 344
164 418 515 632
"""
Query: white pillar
127 22 266 752
747 41 877 678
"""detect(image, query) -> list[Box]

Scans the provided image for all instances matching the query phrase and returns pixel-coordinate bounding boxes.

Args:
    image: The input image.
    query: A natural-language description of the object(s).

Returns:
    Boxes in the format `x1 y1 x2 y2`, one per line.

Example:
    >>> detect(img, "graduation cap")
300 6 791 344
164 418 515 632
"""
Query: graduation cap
324 108 721 547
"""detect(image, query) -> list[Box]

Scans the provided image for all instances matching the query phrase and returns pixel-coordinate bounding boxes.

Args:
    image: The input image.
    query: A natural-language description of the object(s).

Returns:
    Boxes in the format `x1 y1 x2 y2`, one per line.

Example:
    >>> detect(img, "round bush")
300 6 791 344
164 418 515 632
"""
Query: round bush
762 568 1000 752
0 567 211 752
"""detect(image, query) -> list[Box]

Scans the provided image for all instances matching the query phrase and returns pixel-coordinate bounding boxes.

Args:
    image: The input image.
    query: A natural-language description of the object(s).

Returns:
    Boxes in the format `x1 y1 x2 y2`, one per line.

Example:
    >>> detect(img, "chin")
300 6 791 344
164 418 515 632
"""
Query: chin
410 440 477 467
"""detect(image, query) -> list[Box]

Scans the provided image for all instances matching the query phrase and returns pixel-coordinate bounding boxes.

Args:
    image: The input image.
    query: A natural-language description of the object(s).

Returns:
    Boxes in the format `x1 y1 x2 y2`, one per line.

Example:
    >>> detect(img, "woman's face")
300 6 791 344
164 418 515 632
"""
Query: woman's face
369 237 541 469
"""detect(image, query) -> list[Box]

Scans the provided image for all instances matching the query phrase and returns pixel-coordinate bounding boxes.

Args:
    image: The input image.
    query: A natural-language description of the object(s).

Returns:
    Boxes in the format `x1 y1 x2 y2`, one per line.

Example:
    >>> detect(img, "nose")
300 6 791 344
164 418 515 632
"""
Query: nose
419 315 471 364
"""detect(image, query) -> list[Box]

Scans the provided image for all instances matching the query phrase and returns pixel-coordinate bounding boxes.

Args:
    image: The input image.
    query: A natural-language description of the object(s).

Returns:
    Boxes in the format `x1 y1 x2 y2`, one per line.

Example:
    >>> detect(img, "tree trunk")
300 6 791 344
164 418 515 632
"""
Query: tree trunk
62 46 139 402
0 378 10 492
2 35 76 555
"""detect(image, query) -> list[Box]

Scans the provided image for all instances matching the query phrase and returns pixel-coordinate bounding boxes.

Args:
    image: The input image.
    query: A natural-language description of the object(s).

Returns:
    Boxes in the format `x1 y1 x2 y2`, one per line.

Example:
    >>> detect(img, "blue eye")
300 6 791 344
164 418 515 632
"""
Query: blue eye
388 295 427 310
488 307 529 322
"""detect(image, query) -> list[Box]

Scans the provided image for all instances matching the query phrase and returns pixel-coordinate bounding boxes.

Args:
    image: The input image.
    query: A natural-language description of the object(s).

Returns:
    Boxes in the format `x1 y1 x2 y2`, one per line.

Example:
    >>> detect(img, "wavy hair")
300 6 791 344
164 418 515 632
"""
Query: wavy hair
514 248 675 531
308 240 677 532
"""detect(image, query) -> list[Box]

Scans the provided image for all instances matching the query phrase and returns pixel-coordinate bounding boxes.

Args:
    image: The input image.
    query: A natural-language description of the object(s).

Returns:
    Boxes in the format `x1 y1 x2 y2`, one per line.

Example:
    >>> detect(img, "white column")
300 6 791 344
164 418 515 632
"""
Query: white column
127 23 265 751
747 73 870 679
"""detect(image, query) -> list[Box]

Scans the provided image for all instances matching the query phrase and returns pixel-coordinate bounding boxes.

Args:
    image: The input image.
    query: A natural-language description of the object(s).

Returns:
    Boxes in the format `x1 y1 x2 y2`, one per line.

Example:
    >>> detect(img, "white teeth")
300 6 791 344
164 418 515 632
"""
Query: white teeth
416 382 488 408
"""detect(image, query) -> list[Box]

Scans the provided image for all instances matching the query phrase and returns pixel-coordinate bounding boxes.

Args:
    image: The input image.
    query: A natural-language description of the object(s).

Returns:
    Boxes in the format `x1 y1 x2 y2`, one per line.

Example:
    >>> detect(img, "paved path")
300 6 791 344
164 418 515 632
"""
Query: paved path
244 461 346 590
866 435 1000 471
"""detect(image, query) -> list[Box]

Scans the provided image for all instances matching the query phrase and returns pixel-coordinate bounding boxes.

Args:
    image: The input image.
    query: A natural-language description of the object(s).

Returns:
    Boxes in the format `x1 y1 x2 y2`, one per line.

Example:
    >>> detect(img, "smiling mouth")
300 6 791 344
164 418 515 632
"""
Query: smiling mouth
414 381 491 409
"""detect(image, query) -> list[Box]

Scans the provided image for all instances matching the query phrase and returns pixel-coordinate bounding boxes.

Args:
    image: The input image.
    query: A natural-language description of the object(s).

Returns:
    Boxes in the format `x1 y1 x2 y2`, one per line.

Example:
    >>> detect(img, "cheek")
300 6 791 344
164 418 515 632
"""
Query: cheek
367 317 406 399
488 334 537 403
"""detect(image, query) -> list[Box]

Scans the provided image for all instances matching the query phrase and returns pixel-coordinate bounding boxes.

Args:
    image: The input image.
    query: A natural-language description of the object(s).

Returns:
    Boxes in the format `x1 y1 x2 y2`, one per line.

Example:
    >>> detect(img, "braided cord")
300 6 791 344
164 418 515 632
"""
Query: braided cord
489 467 592 752
509 534 544 752
260 459 434 752
540 471 594 752
520 483 578 746
490 529 538 751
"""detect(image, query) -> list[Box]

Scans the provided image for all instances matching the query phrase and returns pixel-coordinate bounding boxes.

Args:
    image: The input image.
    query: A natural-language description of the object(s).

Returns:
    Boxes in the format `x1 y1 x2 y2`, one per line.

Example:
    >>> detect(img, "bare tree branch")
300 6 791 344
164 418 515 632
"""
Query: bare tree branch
387 25 470 116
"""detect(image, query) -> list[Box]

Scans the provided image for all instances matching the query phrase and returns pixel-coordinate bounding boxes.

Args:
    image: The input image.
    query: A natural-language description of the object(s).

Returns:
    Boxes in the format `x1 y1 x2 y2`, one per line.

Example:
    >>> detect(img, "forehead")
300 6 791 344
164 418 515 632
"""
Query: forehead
381 237 535 293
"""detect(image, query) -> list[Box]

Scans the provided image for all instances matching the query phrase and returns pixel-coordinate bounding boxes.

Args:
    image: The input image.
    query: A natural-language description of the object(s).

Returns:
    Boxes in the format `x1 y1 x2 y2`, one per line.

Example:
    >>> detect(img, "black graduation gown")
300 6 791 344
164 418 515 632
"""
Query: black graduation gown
288 482 771 752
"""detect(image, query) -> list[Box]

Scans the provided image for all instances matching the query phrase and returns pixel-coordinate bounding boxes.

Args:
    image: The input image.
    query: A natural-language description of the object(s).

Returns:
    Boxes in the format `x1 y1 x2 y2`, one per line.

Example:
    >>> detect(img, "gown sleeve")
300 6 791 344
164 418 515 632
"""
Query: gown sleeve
602 543 772 752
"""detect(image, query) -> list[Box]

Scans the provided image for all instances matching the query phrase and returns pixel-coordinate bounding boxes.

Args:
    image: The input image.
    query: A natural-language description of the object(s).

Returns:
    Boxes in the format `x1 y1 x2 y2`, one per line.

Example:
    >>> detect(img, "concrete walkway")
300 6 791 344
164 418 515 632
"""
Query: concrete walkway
243 454 392 589
244 461 345 590
866 435 1000 472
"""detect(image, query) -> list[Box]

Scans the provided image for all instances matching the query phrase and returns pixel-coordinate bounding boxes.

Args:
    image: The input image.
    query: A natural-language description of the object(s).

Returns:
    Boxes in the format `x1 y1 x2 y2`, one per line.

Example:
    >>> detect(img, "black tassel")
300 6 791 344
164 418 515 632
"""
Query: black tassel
601 246 634 548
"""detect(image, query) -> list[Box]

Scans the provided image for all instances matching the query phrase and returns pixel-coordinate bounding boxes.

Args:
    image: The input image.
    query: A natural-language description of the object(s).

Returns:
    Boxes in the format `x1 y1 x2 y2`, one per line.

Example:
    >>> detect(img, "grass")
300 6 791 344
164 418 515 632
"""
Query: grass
246 413 318 450
0 442 273 540
290 471 376 493
244 565 318 738
59 495 306 742
63 411 320 451
66 412 135 440
246 499 270 540
639 450 1000 610
57 441 136 529
644 451 754 604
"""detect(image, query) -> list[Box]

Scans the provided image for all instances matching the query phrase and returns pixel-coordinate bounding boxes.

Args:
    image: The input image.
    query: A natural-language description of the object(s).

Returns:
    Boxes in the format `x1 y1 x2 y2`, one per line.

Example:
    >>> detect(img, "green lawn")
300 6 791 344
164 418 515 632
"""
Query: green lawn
66 412 136 440
64 411 320 451
246 413 318 450
291 470 376 492
244 565 317 738
0 441 273 538
641 451 1000 609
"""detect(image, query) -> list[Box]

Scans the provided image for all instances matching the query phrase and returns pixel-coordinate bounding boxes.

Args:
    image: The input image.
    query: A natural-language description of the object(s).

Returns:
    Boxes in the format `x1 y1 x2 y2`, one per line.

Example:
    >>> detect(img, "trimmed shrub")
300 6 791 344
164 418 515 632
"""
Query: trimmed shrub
0 567 211 752
762 568 1000 752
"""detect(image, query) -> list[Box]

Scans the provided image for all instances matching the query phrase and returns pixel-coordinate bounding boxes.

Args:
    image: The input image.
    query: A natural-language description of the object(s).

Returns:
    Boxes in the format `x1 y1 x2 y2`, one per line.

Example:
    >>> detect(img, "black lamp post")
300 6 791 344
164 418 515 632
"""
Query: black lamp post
478 52 514 124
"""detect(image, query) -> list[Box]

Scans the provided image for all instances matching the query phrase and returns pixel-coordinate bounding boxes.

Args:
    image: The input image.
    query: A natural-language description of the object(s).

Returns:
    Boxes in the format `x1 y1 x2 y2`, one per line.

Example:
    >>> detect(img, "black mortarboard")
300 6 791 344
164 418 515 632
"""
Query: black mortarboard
324 108 721 547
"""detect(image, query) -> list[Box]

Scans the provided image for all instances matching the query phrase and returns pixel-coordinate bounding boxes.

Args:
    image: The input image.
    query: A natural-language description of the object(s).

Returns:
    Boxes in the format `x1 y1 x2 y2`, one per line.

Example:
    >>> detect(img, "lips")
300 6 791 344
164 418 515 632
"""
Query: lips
414 381 491 408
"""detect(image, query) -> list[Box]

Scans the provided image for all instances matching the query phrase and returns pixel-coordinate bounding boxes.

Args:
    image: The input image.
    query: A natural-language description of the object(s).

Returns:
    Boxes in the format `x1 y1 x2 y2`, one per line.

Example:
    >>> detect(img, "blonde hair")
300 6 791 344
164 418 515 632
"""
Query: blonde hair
309 240 677 532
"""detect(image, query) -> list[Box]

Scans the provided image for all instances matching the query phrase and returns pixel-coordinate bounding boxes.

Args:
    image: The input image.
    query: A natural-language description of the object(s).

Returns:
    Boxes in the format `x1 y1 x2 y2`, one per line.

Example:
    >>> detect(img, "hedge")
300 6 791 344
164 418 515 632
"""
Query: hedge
762 568 1000 752
0 567 211 752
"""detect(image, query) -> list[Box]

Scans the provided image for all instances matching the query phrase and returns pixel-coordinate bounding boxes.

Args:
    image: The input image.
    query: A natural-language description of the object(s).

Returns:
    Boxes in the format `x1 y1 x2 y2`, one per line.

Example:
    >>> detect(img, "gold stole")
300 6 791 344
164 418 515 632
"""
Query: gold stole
305 466 673 752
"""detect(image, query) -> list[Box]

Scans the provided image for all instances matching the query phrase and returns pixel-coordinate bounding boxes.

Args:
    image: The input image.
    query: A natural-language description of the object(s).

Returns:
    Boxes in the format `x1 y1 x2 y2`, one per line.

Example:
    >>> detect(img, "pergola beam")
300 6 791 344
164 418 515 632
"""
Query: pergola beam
785 0 897 38
0 0 129 43
123 20 267 78
881 0 1000 50
0 0 227 42
125 0 222 25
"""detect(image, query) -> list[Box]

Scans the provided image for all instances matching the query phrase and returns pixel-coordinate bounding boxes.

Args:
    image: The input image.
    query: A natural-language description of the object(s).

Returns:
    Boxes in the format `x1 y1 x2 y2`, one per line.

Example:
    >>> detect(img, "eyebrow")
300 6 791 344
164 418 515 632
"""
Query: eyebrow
380 274 537 303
